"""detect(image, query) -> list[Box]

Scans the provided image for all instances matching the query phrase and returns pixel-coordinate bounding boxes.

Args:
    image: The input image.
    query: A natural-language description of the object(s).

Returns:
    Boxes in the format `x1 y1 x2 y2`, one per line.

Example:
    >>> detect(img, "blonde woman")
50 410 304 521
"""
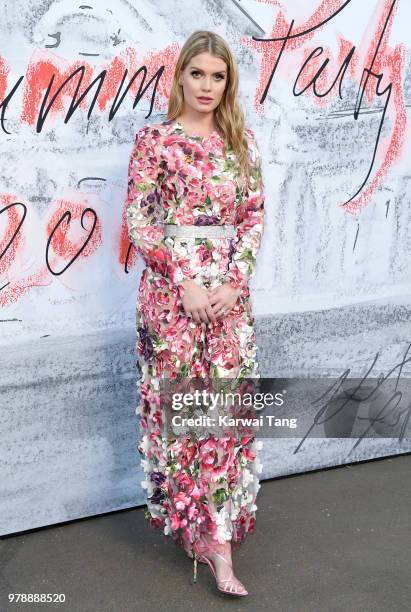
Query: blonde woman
126 30 265 597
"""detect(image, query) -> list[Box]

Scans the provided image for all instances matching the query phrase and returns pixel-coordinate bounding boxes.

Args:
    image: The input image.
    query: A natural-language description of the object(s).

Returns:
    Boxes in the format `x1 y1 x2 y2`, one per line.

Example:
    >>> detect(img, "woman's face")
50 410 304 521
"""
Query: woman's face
178 52 228 116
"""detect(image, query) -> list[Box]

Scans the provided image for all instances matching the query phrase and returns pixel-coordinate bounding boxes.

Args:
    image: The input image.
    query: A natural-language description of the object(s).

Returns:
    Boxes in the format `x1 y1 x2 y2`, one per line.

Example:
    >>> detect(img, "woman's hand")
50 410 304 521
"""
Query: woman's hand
207 282 242 319
180 280 217 324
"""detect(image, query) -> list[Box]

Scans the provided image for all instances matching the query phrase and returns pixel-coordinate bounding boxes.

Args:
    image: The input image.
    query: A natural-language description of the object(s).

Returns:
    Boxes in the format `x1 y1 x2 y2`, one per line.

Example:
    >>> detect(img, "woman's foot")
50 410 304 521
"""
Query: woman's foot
200 541 248 595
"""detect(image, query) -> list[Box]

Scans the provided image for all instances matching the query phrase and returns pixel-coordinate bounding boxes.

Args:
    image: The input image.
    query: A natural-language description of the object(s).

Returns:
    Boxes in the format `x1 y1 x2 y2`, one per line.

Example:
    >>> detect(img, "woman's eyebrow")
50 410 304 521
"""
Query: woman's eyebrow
189 66 227 74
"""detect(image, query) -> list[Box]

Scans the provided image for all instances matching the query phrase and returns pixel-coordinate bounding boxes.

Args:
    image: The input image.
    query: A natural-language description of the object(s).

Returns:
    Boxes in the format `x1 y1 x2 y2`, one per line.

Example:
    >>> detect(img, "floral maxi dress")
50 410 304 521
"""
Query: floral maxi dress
125 118 265 559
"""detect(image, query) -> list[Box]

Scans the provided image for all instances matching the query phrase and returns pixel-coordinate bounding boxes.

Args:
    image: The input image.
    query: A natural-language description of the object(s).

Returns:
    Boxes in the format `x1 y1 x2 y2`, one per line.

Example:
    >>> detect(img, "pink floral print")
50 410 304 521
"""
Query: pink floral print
125 118 265 558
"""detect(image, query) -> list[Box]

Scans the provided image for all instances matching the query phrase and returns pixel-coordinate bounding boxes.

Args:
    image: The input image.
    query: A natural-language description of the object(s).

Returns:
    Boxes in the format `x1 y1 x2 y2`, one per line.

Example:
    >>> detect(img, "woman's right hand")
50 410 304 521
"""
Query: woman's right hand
179 280 217 324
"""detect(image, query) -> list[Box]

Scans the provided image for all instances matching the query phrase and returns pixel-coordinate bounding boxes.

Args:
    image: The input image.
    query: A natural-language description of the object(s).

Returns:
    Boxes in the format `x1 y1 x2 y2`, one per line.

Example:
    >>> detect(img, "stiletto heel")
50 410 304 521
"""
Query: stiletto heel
193 551 198 583
189 550 207 564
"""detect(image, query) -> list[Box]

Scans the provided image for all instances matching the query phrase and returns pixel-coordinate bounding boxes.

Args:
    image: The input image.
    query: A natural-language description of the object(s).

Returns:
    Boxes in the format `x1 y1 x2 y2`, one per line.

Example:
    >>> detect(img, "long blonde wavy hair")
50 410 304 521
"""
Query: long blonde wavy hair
167 30 251 181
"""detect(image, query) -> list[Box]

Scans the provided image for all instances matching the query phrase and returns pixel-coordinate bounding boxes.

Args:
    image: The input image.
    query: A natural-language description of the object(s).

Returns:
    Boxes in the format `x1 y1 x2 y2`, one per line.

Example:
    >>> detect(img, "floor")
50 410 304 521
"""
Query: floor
1 454 410 612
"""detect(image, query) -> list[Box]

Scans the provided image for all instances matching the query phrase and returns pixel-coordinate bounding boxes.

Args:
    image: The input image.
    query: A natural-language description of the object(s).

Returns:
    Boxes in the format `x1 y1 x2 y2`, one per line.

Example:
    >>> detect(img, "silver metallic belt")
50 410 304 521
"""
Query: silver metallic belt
163 224 236 239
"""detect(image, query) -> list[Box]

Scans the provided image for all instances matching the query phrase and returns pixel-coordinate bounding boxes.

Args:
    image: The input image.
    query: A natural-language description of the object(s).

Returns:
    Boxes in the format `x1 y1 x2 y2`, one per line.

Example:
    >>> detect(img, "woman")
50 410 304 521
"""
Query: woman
126 30 265 597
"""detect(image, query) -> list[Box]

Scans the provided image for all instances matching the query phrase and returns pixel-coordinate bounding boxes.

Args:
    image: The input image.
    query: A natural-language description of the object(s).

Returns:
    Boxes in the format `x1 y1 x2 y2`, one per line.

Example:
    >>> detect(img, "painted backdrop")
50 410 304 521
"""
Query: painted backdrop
1 0 410 535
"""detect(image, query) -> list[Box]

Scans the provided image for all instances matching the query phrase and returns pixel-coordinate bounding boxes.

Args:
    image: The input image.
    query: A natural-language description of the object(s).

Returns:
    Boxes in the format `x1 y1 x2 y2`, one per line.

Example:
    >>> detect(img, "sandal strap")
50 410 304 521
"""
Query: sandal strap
218 579 247 594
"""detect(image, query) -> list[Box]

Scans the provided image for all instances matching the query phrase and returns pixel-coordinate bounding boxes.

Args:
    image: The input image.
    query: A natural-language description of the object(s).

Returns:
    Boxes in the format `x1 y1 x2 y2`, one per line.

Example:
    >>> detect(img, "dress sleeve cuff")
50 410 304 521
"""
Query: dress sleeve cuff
225 268 248 290
175 282 186 300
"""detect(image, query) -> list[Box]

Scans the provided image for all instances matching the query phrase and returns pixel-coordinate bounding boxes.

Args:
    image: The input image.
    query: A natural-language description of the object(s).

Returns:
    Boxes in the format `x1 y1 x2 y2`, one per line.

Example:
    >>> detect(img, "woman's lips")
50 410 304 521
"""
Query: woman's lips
197 97 213 103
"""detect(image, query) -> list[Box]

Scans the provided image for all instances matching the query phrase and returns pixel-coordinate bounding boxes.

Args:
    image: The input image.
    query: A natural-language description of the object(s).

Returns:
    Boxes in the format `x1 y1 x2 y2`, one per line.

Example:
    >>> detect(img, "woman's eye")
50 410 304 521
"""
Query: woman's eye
190 71 225 81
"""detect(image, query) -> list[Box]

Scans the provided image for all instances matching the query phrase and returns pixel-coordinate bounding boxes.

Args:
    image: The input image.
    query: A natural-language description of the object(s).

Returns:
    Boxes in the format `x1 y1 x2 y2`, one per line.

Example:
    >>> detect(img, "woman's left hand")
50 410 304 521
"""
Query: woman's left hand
206 282 242 319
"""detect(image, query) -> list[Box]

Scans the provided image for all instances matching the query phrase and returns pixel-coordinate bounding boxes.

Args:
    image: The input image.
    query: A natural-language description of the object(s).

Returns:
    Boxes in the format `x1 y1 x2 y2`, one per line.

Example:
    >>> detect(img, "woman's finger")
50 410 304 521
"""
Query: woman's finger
198 308 210 323
205 304 216 322
211 300 225 313
192 310 201 323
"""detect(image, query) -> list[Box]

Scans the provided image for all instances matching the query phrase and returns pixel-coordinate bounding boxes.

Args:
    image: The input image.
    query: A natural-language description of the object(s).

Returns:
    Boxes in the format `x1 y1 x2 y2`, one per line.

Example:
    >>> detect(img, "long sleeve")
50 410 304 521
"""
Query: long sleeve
225 129 265 290
125 125 196 293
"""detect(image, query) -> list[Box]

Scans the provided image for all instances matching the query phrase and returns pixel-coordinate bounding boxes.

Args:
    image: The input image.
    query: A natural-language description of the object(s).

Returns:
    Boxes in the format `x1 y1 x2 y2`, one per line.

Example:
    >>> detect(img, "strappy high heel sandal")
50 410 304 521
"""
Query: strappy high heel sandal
192 550 248 596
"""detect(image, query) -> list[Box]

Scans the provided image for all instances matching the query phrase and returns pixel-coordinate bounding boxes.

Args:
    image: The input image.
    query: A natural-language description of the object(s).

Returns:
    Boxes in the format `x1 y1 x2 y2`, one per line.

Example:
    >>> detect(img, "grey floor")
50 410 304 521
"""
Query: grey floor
1 454 410 612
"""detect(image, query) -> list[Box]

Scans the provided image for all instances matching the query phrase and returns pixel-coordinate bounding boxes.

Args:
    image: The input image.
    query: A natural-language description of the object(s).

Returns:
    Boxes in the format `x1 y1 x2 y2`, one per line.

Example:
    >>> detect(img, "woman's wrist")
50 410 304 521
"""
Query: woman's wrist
176 279 196 299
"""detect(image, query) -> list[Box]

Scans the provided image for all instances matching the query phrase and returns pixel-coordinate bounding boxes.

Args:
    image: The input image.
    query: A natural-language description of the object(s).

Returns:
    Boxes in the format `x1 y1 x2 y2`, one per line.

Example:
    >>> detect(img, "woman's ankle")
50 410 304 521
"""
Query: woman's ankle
203 540 232 559
196 533 231 558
